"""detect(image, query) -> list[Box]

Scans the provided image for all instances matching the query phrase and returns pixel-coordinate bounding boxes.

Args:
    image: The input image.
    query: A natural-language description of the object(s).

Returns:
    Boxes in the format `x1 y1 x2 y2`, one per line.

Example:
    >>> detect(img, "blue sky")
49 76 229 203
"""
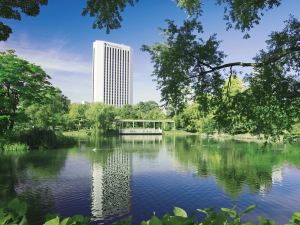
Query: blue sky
1 0 299 103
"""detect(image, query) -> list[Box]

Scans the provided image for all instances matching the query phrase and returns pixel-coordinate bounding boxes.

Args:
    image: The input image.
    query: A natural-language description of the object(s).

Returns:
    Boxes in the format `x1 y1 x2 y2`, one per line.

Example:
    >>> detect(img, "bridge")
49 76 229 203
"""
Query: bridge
114 119 175 135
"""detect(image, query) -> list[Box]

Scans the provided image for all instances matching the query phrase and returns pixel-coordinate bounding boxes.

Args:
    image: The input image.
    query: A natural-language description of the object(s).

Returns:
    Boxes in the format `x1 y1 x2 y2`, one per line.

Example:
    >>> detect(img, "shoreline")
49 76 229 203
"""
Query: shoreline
63 129 300 144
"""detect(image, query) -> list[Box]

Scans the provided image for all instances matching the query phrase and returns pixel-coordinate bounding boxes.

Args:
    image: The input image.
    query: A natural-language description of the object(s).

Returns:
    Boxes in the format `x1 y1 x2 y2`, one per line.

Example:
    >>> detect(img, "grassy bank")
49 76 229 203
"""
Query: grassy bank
63 130 91 139
163 130 199 136
63 129 299 144
0 128 76 152
164 130 300 143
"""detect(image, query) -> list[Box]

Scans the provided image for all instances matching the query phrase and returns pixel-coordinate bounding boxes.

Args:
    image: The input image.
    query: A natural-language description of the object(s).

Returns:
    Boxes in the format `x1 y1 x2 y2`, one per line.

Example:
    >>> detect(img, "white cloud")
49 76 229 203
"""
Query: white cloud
0 35 161 103
0 36 91 74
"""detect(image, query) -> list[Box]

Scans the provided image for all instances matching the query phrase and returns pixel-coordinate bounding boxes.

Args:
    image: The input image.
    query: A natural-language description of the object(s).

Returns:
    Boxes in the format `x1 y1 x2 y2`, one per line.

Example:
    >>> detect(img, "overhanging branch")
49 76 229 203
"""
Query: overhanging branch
190 46 300 78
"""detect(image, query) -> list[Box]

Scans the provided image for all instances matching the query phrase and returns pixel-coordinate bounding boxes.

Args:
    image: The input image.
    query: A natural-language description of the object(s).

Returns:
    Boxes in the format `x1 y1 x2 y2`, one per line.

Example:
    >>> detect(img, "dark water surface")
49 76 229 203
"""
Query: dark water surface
1 136 300 224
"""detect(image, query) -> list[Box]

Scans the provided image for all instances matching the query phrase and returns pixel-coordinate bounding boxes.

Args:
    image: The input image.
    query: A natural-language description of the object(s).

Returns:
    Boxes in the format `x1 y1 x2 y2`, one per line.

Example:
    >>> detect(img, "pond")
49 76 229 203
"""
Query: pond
0 136 300 224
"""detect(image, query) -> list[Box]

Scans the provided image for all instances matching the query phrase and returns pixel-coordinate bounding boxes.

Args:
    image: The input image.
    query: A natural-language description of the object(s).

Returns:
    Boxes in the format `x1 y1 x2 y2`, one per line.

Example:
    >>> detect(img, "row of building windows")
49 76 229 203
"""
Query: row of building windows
103 45 130 107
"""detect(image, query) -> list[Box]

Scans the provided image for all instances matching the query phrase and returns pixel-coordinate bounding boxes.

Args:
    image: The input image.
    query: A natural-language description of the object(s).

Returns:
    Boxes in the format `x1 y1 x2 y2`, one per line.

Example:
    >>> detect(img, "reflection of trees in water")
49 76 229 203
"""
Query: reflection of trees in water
20 150 68 178
18 187 55 225
0 155 18 204
0 150 68 222
90 149 131 221
171 136 300 198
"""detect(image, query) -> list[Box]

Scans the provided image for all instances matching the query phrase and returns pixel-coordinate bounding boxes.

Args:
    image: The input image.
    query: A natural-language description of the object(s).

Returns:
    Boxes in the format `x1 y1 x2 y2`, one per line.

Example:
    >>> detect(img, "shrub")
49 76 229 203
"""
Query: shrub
2 143 29 152
0 198 89 225
12 128 75 150
116 206 300 225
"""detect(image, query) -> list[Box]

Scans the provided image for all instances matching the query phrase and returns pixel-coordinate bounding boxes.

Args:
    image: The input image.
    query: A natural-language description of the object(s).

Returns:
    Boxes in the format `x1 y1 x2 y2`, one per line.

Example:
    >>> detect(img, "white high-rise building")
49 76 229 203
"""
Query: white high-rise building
93 40 133 106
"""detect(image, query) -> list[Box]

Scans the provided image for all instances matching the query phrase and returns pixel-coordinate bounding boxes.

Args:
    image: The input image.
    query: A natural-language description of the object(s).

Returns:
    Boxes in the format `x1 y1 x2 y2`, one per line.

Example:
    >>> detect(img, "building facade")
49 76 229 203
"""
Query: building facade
93 40 133 107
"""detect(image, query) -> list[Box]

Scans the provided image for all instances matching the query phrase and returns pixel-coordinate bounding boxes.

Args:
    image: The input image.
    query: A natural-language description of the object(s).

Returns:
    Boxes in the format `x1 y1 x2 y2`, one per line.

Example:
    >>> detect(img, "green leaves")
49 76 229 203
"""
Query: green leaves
115 205 300 225
0 50 55 133
0 1 48 41
173 207 188 218
7 198 27 217
0 200 300 225
82 0 138 33
44 217 60 225
42 215 89 225
289 212 300 225
0 198 89 225
242 205 256 215
0 198 28 225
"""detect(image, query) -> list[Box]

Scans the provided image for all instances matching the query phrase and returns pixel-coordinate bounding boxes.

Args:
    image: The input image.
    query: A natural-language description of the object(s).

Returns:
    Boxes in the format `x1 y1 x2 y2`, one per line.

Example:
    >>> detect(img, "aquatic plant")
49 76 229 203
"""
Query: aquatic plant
2 143 29 152
116 205 300 225
0 199 89 225
1 199 300 225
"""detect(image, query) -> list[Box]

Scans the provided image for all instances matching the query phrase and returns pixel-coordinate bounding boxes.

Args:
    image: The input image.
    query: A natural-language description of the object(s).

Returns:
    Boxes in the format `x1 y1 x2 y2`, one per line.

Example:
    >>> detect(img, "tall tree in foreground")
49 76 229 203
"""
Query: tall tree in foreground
0 50 54 134
143 17 300 139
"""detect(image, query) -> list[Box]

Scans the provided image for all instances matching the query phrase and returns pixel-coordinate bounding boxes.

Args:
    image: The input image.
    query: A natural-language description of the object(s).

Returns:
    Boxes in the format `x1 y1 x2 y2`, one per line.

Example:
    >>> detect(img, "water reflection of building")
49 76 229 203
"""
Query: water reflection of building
121 135 162 143
272 166 283 185
91 150 131 220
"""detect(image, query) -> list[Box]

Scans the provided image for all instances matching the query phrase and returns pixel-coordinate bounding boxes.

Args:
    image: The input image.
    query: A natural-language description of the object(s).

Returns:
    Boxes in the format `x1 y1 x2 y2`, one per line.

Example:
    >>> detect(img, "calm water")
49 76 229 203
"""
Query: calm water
0 136 300 224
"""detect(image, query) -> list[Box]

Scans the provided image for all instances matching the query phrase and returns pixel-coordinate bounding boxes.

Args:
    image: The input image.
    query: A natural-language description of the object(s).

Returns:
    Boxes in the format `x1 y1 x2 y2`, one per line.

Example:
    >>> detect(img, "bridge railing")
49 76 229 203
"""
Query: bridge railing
119 128 162 134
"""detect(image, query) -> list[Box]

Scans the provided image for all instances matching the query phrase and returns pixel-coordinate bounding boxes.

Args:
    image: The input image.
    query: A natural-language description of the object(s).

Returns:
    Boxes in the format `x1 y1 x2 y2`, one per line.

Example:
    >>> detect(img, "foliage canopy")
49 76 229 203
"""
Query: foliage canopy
143 16 300 140
0 50 56 133
0 0 286 40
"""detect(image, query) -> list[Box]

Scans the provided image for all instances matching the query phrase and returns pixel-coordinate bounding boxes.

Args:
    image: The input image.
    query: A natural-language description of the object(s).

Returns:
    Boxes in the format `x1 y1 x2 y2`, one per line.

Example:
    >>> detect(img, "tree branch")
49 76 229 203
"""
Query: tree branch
190 46 300 78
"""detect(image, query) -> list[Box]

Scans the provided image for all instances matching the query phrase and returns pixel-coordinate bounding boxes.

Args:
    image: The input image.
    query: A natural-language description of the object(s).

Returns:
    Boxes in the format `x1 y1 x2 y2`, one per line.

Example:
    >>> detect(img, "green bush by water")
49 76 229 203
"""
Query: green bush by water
2 143 29 152
11 128 76 150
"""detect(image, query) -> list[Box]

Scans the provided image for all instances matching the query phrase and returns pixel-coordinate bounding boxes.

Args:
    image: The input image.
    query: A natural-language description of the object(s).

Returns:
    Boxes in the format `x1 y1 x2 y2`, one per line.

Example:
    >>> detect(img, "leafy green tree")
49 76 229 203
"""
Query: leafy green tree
143 16 300 140
66 103 90 130
81 0 282 36
143 19 225 113
0 50 54 133
25 88 70 130
135 101 165 120
85 103 117 133
223 75 244 97
217 65 300 139
175 103 202 132
1 0 286 41
0 0 48 41
117 104 138 119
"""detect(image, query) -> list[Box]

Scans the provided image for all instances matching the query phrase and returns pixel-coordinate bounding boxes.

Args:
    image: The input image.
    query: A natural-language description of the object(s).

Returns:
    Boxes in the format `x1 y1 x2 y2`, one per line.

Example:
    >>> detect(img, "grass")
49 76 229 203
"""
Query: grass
163 129 199 136
2 143 29 152
63 130 91 139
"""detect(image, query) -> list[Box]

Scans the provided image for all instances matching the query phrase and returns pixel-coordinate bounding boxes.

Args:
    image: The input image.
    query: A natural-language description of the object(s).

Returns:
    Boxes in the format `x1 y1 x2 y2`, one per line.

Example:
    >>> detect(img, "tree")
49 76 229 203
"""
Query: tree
117 104 138 119
175 103 202 132
81 0 282 37
25 88 70 130
135 101 165 119
216 66 300 139
85 103 116 133
143 17 300 140
1 0 285 41
0 0 48 41
66 103 90 130
142 19 225 114
0 50 53 133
